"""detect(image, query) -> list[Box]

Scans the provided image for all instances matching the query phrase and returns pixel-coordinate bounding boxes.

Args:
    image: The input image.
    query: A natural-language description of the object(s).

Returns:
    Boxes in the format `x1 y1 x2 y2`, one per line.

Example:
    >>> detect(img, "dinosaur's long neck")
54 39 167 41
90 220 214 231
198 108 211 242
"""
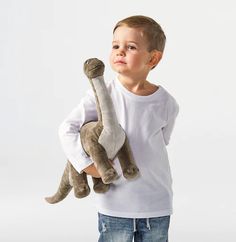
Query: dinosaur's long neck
91 76 119 129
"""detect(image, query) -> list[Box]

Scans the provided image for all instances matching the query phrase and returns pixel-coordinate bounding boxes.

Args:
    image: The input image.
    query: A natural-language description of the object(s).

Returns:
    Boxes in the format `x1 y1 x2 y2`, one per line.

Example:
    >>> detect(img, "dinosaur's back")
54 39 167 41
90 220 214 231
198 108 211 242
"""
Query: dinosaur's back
80 121 103 156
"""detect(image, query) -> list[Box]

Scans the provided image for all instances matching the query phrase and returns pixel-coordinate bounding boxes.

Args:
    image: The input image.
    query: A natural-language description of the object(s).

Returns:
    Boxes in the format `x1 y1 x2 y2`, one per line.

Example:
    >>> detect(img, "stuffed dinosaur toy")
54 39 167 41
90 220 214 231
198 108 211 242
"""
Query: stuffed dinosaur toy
45 58 139 204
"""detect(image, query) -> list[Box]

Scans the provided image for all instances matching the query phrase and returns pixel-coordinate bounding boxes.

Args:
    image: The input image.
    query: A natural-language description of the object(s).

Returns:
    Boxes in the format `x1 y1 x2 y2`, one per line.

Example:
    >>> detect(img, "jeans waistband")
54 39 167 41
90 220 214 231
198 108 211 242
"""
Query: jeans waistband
133 218 151 232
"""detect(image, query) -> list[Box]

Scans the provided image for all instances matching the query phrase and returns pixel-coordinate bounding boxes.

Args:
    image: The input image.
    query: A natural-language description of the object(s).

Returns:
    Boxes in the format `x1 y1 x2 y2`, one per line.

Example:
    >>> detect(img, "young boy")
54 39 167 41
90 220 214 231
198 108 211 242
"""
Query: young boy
59 15 179 242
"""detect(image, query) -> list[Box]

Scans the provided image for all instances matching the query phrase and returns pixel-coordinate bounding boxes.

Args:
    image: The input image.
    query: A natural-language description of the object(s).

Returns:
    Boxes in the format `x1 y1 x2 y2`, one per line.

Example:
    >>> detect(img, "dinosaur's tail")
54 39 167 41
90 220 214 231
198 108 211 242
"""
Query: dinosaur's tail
45 162 72 204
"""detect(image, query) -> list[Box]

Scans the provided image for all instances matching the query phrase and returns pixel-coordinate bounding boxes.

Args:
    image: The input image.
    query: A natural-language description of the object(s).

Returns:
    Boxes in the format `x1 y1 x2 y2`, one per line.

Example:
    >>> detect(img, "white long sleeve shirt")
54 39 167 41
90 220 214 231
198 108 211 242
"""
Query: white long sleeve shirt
59 77 179 218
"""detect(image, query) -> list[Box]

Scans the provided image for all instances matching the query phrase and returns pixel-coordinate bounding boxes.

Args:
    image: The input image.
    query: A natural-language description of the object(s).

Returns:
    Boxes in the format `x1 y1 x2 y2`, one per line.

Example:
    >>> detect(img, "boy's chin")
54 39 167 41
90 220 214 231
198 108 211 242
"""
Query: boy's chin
113 67 128 75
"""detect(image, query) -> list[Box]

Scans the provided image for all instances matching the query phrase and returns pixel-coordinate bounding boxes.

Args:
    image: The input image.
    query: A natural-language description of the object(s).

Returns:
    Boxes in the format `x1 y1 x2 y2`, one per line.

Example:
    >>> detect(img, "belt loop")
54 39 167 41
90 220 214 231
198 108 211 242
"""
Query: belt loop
146 218 151 230
133 218 136 232
101 222 106 232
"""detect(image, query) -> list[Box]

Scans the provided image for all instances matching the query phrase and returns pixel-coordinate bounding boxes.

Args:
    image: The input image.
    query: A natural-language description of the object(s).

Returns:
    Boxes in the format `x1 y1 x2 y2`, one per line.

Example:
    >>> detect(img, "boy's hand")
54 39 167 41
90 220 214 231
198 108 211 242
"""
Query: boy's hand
83 164 101 178
83 160 114 178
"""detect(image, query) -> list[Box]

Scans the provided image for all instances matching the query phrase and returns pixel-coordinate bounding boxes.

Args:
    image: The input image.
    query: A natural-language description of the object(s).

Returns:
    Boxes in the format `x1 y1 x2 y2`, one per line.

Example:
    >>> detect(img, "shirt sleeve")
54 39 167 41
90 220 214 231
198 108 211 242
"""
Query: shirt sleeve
58 89 97 173
162 98 179 146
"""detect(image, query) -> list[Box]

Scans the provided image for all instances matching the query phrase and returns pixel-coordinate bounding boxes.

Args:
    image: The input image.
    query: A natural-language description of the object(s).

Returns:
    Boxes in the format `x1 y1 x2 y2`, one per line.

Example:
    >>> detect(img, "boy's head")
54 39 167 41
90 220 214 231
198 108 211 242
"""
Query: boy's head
110 15 166 77
113 15 166 53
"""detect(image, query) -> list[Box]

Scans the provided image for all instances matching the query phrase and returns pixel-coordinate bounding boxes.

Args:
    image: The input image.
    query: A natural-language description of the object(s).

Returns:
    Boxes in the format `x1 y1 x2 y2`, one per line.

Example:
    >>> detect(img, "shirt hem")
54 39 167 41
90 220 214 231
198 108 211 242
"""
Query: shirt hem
95 205 173 218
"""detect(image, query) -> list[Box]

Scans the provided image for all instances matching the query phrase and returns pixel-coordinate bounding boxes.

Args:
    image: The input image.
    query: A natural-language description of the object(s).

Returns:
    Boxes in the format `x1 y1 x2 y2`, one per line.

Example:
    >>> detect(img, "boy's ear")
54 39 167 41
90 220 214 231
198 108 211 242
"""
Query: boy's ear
148 50 163 69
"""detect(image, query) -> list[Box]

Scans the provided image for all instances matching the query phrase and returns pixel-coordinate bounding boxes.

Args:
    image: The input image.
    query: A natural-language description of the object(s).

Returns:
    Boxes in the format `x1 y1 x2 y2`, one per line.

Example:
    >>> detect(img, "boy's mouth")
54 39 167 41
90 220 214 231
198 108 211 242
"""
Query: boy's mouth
114 60 127 64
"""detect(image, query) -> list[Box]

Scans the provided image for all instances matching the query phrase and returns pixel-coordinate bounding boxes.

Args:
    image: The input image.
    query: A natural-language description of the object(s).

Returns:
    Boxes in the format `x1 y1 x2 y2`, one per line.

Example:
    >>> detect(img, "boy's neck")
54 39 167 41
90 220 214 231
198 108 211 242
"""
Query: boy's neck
117 74 158 96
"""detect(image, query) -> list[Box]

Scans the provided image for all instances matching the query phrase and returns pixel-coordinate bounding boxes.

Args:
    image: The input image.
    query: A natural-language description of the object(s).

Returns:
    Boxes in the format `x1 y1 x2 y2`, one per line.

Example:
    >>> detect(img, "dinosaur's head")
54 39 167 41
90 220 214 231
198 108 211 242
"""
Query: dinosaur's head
83 58 105 79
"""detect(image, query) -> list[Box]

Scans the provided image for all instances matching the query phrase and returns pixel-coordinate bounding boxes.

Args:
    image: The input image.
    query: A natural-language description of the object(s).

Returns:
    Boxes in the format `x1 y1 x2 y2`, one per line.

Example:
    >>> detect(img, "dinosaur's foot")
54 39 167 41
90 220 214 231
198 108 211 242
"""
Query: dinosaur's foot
93 182 110 193
101 168 119 184
123 164 140 180
74 184 90 198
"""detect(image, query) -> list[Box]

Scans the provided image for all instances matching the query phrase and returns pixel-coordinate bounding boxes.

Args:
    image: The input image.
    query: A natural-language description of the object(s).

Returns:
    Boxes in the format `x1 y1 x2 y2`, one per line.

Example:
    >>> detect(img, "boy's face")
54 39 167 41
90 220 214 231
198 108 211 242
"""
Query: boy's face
110 25 153 79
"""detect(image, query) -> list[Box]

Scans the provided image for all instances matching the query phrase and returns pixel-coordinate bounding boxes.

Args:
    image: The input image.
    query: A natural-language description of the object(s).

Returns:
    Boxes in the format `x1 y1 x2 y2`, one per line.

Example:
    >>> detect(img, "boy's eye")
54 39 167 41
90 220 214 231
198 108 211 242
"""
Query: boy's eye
112 45 119 49
112 44 137 50
127 45 136 50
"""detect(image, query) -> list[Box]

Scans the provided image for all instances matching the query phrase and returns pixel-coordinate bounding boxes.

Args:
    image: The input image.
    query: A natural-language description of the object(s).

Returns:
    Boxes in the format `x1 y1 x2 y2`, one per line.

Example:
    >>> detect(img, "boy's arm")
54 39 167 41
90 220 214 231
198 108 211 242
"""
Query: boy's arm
58 89 99 175
162 99 179 146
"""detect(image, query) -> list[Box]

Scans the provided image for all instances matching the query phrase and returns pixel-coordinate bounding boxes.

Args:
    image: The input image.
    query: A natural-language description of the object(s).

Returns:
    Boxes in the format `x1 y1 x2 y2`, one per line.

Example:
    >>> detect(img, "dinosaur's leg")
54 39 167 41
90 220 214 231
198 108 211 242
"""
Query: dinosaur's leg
69 163 90 198
117 137 140 180
89 142 119 184
45 161 72 204
92 177 110 193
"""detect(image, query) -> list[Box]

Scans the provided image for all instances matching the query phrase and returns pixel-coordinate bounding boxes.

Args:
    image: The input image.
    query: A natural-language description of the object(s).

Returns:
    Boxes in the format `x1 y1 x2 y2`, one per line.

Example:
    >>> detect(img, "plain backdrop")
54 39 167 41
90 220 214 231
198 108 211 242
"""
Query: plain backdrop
1 0 236 241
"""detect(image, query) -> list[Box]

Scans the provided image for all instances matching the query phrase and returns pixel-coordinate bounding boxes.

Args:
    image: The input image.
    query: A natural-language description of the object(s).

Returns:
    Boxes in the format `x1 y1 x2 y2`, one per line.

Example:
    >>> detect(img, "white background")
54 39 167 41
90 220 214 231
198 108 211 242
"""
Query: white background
1 0 236 241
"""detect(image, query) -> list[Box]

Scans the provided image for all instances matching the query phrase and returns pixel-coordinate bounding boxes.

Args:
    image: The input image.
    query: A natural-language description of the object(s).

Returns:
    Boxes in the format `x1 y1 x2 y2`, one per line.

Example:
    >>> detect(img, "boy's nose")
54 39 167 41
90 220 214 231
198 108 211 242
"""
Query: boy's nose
116 49 125 56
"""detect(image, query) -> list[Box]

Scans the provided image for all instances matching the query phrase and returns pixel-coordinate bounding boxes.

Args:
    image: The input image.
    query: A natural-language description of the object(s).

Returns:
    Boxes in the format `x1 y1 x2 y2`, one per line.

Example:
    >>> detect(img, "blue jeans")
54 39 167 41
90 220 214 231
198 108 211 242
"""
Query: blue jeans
98 213 170 242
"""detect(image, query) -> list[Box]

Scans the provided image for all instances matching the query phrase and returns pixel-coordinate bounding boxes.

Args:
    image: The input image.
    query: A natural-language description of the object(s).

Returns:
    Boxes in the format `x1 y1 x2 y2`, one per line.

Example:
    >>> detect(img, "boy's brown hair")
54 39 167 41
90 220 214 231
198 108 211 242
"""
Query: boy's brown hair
113 15 166 53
